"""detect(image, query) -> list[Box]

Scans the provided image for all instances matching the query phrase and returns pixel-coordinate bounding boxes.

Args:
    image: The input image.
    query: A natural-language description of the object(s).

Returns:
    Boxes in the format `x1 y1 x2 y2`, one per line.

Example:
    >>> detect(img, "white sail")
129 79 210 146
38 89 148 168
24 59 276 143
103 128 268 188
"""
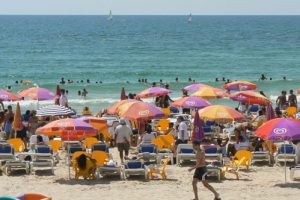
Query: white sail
107 10 112 21
188 13 192 23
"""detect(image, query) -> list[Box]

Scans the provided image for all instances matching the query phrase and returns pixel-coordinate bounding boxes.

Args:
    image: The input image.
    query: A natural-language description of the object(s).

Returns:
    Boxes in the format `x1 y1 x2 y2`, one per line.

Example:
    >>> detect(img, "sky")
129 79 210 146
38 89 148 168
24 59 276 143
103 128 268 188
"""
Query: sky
0 0 300 15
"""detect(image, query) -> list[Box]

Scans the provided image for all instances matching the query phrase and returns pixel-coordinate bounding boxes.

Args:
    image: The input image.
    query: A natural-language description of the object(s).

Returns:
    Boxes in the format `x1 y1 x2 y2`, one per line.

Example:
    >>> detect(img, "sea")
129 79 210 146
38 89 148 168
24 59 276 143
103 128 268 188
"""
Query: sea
0 15 300 114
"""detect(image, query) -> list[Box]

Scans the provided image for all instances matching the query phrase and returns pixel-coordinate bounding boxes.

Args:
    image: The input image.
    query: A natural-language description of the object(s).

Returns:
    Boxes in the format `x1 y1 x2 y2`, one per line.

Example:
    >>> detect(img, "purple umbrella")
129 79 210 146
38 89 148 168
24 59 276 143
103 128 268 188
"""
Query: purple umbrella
171 96 211 109
182 83 212 92
192 110 204 141
266 103 275 121
18 87 55 101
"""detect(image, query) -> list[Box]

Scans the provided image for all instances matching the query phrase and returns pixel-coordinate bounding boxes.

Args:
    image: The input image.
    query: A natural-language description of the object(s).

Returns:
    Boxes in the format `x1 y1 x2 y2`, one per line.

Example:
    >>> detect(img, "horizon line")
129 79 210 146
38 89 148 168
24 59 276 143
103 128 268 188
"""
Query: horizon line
1 14 300 16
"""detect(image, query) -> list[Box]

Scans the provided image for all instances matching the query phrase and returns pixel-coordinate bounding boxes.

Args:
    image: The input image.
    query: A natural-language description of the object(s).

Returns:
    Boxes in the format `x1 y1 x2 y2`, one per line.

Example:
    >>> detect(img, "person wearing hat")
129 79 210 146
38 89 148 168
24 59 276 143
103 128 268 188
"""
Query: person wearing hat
114 119 132 163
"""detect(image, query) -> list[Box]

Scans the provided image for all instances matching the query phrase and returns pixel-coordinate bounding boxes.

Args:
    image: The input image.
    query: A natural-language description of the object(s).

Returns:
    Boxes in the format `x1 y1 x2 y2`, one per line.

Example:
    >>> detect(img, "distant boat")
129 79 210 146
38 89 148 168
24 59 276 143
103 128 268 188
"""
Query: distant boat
188 13 192 23
107 10 113 21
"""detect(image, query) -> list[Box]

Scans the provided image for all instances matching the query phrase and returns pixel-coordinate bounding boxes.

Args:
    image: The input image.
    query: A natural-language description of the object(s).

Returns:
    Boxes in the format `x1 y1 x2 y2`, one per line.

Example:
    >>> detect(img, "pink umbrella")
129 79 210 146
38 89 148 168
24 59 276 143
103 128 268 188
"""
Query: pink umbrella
0 89 21 101
192 110 204 141
182 83 212 92
135 87 171 98
171 96 211 109
18 87 55 101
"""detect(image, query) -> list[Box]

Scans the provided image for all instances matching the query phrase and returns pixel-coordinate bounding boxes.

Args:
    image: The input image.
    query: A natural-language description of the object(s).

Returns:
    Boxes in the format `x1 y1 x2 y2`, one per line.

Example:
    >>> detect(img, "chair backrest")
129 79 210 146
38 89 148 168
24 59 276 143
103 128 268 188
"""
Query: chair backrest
151 138 164 150
177 144 194 154
205 121 215 127
92 143 108 153
84 137 98 149
36 145 52 154
139 144 157 153
7 138 25 153
91 151 109 167
48 140 62 153
125 160 144 169
205 147 218 154
234 150 252 166
18 192 52 200
249 104 259 113
278 144 295 154
157 119 170 131
0 144 13 154
69 146 84 154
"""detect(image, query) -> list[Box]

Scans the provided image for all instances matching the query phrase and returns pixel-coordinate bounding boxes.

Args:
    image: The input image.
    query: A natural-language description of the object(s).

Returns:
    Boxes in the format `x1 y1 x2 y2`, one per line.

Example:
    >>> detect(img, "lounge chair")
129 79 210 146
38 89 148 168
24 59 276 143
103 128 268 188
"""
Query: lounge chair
145 157 169 180
222 157 246 180
251 151 271 165
122 160 146 179
156 119 170 134
0 144 30 175
204 146 223 165
30 145 55 174
290 165 300 180
91 143 108 153
67 145 85 165
275 144 296 165
72 151 96 180
48 140 62 162
99 160 124 179
91 150 109 178
7 138 25 153
232 150 252 170
83 137 99 152
176 144 196 166
138 144 157 164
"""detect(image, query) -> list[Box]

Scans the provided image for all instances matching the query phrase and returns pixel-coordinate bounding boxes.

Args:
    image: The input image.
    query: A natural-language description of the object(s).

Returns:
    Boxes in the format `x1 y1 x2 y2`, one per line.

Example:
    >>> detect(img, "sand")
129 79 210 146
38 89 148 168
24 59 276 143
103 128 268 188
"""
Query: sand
1 148 300 200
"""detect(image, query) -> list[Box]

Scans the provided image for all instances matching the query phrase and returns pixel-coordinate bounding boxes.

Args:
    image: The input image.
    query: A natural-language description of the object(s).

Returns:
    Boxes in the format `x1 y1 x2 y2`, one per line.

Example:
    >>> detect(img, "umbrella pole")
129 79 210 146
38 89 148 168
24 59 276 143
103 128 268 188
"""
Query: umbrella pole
284 141 287 183
68 130 71 180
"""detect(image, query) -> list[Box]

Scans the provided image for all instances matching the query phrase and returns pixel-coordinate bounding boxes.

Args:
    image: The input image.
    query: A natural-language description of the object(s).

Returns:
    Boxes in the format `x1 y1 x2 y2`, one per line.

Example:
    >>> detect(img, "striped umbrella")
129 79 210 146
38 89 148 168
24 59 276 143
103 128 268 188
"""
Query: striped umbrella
36 105 75 117
0 89 21 101
18 87 55 101
136 87 171 98
223 80 257 91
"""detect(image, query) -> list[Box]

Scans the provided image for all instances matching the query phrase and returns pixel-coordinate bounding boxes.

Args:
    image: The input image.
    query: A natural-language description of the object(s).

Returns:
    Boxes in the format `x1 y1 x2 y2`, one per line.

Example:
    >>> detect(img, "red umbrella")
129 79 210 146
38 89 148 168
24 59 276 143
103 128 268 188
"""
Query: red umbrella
55 85 61 105
120 87 127 100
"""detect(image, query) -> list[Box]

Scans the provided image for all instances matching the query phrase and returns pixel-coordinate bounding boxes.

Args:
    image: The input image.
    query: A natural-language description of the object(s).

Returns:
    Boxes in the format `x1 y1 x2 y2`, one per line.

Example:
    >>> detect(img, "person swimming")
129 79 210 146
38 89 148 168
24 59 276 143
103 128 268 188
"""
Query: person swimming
260 74 267 80
215 78 219 82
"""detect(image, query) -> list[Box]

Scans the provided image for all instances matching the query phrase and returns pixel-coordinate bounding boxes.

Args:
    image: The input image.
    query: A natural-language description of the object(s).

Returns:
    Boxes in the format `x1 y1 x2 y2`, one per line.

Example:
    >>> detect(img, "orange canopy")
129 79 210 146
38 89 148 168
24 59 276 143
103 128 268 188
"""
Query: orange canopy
198 105 245 122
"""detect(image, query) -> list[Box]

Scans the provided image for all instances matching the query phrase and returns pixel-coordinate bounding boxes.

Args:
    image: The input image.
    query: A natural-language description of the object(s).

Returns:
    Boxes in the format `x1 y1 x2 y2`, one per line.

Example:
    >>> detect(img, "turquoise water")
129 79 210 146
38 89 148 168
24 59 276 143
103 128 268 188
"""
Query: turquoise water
0 15 300 113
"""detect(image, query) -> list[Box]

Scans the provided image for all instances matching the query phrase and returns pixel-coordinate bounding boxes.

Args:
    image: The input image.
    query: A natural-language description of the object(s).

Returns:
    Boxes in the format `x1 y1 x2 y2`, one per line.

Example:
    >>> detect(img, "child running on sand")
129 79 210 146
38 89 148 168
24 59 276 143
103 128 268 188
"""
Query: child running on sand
188 141 221 200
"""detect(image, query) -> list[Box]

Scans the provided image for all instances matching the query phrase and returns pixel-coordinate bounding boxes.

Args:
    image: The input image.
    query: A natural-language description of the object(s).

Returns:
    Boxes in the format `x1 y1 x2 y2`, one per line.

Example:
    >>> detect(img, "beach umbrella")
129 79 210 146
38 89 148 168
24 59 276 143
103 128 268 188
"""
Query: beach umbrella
107 99 138 115
135 87 171 98
120 87 127 100
118 101 164 120
18 87 55 101
199 105 245 122
54 85 61 105
36 105 75 117
266 103 275 121
191 87 229 99
230 91 270 105
12 102 23 131
79 116 108 133
223 80 257 91
0 89 21 101
36 118 98 141
255 118 300 183
297 89 300 94
182 83 212 92
171 96 211 109
192 110 205 141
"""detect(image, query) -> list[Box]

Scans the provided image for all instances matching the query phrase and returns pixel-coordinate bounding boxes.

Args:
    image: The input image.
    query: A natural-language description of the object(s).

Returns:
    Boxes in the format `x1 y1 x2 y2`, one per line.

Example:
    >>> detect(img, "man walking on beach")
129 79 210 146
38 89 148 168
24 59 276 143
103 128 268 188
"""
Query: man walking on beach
115 119 132 163
189 141 221 200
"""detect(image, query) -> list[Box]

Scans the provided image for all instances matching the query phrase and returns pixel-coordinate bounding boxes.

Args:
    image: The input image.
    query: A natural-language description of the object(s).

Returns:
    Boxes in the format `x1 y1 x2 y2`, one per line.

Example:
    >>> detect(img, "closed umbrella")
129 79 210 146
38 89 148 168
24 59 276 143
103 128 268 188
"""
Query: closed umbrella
171 96 211 109
192 110 204 141
223 80 257 91
12 102 23 131
36 105 75 117
136 87 171 98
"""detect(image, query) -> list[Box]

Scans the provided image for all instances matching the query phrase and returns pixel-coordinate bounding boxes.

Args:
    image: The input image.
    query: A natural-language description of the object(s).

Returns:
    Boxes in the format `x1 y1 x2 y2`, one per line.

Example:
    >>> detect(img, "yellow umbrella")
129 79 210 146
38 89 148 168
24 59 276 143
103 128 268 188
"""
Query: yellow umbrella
191 87 229 99
12 102 23 131
198 105 245 122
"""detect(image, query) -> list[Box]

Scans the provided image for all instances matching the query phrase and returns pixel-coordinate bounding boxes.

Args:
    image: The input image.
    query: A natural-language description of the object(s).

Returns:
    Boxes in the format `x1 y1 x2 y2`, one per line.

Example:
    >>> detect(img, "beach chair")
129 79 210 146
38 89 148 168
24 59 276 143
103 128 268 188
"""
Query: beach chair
17 192 52 200
290 165 300 181
145 157 169 180
138 144 157 163
91 150 109 178
122 160 146 179
275 144 296 165
176 144 196 166
99 159 124 179
232 150 252 170
72 151 96 180
31 145 55 174
48 140 62 162
7 138 25 153
204 145 223 164
83 137 98 151
222 157 246 180
67 145 84 165
91 143 108 153
251 151 271 165
206 164 222 181
249 104 259 116
0 144 30 175
156 119 170 133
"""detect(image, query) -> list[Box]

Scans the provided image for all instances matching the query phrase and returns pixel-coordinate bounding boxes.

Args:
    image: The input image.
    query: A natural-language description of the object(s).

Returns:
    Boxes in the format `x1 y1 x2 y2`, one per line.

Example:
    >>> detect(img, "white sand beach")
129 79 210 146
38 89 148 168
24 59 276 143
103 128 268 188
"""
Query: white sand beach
1 148 299 200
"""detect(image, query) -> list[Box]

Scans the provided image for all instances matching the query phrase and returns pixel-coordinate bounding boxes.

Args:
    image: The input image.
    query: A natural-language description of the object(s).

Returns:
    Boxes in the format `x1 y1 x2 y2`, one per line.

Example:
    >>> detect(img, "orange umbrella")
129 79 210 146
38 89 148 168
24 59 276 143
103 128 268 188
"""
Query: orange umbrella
107 99 138 115
18 87 55 101
118 101 164 120
79 116 108 132
36 118 98 141
297 89 300 94
191 87 229 99
223 80 257 91
199 105 245 122
230 91 270 105
12 102 23 131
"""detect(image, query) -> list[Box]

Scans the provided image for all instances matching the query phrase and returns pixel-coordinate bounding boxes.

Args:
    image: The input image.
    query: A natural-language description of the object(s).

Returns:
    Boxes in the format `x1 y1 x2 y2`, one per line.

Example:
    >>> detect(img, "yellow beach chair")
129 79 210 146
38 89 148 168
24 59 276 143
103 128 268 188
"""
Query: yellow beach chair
233 150 252 170
222 157 246 180
146 157 169 180
72 151 96 180
83 137 98 150
7 138 25 153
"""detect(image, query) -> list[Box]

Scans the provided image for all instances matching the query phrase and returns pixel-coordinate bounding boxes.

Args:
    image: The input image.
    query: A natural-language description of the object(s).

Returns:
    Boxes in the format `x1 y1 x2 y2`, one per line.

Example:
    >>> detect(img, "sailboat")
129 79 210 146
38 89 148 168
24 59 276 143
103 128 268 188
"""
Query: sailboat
188 13 192 23
107 10 112 21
